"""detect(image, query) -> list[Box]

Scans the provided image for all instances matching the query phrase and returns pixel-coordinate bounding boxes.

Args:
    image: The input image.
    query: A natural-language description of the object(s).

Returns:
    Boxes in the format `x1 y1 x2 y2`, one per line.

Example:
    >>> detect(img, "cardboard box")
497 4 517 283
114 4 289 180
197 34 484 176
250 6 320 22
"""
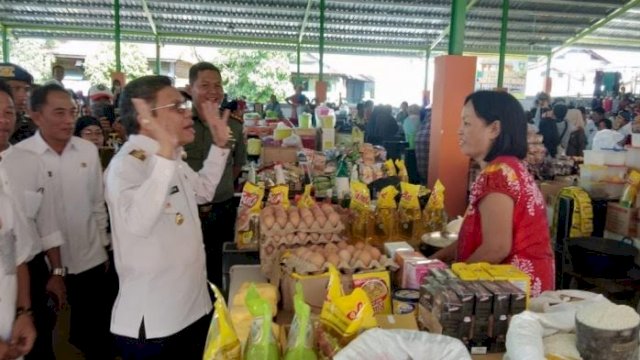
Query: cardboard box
538 181 570 206
375 314 418 330
280 269 391 314
261 146 298 166
320 128 335 151
606 202 638 237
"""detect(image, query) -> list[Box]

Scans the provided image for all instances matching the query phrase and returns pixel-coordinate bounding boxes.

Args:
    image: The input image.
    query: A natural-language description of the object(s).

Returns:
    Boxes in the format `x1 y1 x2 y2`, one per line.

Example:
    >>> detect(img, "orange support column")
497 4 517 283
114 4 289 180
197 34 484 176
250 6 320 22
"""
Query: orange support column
315 80 327 103
428 55 477 217
544 77 553 94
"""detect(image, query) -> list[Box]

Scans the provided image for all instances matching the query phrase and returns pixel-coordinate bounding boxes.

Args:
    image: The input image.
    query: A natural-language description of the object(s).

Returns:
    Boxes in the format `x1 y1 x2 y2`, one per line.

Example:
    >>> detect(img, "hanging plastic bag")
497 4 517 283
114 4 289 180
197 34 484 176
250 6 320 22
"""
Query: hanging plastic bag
202 284 241 360
244 284 280 360
284 283 317 360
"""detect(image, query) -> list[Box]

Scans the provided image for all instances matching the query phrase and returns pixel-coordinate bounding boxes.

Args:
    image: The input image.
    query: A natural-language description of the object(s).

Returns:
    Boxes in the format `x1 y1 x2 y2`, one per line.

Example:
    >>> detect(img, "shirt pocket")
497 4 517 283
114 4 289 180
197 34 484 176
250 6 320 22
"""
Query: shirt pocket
23 190 43 219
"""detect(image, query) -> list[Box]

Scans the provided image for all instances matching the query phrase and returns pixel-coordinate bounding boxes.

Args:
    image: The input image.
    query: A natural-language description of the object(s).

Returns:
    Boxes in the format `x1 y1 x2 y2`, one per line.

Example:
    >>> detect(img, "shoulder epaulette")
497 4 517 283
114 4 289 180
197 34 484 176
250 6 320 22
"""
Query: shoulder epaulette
129 149 147 161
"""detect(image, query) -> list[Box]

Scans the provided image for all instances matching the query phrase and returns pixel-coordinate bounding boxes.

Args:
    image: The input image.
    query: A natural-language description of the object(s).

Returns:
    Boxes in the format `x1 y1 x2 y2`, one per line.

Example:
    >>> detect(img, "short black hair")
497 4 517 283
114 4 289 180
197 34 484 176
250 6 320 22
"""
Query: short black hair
188 62 221 85
553 104 568 120
52 64 64 71
30 83 69 112
601 119 612 129
464 90 527 162
0 79 13 100
119 75 173 136
593 107 605 115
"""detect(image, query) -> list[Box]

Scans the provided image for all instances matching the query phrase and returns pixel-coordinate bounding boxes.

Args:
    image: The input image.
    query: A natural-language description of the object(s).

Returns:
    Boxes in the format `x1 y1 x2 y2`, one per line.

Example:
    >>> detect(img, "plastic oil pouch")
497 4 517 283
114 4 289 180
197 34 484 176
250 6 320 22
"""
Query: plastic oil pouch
350 181 374 242
620 170 640 208
374 185 399 244
244 284 280 360
284 283 317 360
397 182 422 246
423 179 448 233
203 284 241 360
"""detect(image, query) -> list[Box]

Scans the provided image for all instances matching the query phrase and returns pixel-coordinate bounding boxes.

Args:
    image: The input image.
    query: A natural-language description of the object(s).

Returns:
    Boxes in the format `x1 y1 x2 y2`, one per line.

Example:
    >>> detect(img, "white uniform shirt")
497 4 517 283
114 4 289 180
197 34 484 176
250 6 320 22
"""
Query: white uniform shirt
0 183 31 342
16 132 108 274
104 134 229 339
0 146 64 261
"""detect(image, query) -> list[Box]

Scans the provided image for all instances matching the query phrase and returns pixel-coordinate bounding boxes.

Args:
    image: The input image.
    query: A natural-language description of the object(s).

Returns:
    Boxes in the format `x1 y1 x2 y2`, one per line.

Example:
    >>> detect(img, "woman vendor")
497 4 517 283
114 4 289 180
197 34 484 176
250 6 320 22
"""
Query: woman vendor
432 90 554 297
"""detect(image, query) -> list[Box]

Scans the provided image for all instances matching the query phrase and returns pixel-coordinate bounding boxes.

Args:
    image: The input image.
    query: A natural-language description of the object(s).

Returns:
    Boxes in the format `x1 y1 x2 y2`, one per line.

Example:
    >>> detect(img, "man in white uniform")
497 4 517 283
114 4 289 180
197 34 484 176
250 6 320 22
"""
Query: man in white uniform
0 73 65 360
0 178 36 359
104 75 230 359
16 83 114 359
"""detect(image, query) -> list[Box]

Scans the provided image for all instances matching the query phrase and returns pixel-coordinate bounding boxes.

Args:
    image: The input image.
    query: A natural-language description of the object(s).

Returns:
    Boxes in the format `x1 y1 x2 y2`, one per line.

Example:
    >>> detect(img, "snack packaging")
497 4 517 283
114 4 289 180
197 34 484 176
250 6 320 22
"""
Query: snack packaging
268 184 290 209
374 185 398 245
397 182 422 247
203 283 241 360
284 283 318 360
349 181 374 243
298 184 317 209
423 180 448 233
244 284 281 360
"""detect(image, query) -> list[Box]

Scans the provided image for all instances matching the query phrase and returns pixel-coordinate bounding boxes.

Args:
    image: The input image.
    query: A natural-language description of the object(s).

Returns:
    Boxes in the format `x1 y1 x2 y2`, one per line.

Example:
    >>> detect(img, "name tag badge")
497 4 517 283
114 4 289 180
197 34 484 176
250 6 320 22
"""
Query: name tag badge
169 185 179 195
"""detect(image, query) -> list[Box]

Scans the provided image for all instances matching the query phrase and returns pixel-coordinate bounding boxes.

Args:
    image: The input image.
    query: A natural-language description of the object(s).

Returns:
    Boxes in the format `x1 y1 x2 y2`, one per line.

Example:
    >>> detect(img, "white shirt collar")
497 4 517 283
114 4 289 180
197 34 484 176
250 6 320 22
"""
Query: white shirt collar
0 144 11 159
31 131 80 155
127 134 184 159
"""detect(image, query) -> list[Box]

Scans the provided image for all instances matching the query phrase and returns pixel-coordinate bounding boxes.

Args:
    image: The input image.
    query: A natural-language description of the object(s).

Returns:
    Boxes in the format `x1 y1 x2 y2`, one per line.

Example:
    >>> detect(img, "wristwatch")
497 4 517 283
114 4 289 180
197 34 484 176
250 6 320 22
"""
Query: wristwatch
52 267 67 277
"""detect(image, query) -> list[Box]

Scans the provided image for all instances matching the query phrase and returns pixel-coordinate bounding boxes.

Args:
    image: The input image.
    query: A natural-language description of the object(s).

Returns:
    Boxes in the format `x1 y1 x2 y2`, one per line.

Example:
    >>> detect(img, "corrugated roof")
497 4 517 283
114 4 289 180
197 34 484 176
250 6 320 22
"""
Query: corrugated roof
2 0 639 57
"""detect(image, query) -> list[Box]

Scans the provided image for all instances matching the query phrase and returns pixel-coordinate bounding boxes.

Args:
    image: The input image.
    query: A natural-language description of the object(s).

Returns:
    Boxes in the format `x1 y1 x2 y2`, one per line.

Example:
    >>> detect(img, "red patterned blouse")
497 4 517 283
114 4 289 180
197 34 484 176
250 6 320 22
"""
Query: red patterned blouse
457 156 555 297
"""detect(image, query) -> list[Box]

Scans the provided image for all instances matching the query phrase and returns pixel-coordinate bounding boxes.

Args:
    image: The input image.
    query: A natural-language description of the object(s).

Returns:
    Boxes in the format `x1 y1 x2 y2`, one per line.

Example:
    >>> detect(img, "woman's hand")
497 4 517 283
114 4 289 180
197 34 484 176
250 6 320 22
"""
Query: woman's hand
430 241 458 263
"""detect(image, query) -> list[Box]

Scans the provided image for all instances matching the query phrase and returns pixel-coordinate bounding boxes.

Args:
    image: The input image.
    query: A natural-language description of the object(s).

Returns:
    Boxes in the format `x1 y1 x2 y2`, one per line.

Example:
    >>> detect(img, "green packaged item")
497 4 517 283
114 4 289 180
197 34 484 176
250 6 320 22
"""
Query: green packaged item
284 283 317 360
244 284 280 360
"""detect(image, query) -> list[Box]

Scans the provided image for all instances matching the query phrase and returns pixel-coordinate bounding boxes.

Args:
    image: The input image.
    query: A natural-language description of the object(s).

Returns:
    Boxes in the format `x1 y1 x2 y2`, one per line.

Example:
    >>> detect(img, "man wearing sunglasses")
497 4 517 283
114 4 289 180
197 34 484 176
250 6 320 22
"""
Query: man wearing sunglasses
104 75 230 359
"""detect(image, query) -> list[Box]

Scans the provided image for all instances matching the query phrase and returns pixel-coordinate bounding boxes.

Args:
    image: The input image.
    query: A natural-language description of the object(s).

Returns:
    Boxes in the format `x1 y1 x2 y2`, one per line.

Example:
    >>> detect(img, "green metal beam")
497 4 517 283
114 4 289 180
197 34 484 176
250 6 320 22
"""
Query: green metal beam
497 0 509 88
552 0 640 54
448 0 467 55
430 0 478 51
155 34 161 75
6 22 553 57
319 0 325 82
2 25 8 63
114 0 121 72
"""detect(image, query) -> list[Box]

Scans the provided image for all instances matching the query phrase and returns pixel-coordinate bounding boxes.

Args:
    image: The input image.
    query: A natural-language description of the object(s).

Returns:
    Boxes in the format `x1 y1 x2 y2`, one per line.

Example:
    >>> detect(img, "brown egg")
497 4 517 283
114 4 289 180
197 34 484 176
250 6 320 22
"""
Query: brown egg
328 213 341 226
302 215 314 227
295 247 308 257
310 244 320 252
321 203 334 215
326 253 340 266
346 245 355 254
337 241 348 249
309 253 325 268
263 215 275 229
369 247 381 261
324 243 338 254
338 249 352 262
355 241 365 250
358 252 372 267
276 213 288 228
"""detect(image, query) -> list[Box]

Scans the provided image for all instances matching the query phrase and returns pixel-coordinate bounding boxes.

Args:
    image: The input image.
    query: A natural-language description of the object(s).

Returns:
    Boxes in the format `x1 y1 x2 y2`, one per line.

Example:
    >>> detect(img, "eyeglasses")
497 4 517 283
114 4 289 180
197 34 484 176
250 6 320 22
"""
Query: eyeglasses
151 101 192 114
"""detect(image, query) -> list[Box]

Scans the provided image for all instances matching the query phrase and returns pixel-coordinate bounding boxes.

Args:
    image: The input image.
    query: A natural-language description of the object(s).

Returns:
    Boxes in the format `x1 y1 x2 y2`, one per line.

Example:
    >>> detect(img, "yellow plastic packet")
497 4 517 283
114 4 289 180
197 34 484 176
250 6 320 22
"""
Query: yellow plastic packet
318 265 377 358
374 185 398 244
350 181 374 242
397 182 422 246
240 182 265 214
395 159 408 183
621 170 640 208
203 283 241 360
384 159 397 177
298 184 316 209
267 184 290 209
423 180 448 233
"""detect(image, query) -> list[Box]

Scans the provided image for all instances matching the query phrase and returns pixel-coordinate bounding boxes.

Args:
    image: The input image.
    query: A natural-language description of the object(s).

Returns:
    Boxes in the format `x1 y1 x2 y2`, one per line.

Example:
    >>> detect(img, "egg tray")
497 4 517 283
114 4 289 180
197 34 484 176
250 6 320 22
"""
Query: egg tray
262 232 345 247
260 220 345 236
259 235 347 276
281 252 399 276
